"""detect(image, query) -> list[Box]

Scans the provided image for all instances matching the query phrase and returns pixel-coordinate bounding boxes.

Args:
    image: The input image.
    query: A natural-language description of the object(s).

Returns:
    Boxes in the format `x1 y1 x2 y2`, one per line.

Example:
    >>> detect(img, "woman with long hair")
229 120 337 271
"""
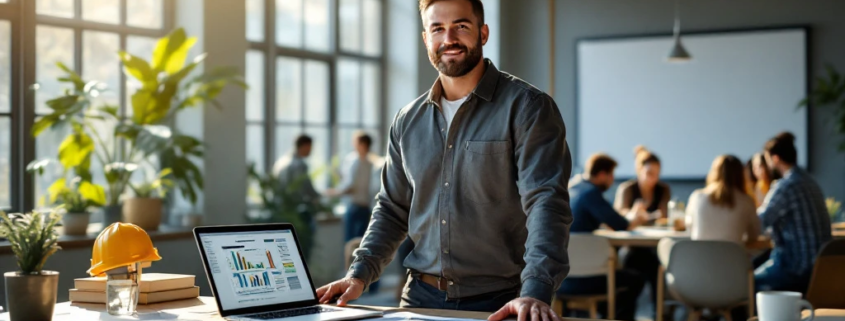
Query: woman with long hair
614 145 672 220
687 155 761 244
750 152 774 207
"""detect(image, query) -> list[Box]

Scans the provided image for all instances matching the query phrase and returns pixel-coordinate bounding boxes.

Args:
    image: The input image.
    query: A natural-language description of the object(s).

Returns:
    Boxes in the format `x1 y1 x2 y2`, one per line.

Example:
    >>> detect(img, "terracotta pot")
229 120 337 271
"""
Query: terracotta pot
4 271 59 321
122 198 163 231
61 212 90 235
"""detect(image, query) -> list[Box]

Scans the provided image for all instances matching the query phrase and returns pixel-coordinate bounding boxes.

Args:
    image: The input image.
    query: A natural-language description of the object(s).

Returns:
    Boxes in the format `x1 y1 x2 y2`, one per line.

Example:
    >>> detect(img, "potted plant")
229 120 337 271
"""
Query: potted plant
30 27 246 225
1 210 62 321
54 185 104 236
123 168 174 231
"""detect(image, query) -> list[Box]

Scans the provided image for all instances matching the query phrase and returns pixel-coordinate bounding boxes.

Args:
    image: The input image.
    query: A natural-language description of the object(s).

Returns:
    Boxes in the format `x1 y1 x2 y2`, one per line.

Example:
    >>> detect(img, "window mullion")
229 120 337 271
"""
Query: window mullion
265 0 277 173
20 0 37 211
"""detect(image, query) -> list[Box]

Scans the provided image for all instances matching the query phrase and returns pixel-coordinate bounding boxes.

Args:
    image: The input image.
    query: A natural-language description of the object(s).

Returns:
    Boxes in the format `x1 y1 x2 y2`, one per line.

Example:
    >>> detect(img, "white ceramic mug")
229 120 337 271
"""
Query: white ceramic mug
757 291 814 321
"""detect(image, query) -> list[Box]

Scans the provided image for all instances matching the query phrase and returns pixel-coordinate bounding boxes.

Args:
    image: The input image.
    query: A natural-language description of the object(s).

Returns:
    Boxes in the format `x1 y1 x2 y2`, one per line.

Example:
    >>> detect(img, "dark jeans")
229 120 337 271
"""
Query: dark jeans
400 276 519 312
343 204 379 293
754 259 811 293
344 204 372 242
557 270 645 321
623 247 660 304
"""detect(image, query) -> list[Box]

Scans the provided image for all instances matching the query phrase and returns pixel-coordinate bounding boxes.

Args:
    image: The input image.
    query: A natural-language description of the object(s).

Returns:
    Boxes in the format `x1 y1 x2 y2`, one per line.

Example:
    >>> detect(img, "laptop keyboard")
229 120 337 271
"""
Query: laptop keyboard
246 306 340 320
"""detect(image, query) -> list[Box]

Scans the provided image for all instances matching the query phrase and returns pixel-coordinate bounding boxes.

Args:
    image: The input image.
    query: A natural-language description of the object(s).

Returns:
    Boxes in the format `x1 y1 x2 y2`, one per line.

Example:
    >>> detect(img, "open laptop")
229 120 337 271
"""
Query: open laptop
194 223 383 321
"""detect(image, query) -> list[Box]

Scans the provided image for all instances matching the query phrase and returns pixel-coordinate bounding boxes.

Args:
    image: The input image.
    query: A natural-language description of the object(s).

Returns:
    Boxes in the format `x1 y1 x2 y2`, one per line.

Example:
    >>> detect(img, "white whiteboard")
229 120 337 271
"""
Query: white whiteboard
577 28 808 179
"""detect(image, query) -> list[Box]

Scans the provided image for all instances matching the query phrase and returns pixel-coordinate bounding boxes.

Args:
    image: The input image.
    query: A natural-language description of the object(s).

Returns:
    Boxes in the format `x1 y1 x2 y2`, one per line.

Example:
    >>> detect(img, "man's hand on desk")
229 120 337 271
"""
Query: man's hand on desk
316 278 365 307
488 297 562 321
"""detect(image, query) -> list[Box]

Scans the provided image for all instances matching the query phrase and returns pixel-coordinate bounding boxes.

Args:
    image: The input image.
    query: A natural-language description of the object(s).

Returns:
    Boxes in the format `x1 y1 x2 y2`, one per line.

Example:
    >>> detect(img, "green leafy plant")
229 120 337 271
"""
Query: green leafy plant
0 211 62 274
31 27 246 206
130 168 175 198
48 177 105 213
800 65 845 151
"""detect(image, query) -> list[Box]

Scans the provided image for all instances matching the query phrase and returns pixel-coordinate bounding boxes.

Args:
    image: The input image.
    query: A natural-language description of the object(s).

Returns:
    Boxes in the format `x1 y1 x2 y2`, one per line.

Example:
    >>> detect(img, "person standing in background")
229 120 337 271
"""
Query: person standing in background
614 145 671 221
327 132 382 243
687 155 761 245
327 132 384 294
273 135 321 258
756 132 831 293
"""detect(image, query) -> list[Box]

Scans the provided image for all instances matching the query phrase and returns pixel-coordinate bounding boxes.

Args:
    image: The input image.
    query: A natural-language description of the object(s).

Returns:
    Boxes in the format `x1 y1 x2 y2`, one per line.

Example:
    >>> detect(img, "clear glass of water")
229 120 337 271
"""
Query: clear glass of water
106 263 141 315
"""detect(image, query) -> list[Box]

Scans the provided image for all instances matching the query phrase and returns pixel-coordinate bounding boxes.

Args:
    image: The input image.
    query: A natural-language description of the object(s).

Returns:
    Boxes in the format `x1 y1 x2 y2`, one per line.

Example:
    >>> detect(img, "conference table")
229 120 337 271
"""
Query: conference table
593 227 773 249
0 296 608 321
595 224 845 249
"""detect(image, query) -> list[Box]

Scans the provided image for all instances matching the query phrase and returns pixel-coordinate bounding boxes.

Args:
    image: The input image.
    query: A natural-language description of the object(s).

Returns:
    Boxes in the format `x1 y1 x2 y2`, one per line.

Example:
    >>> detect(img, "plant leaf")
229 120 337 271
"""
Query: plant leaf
56 62 85 91
32 114 59 137
47 178 67 204
46 95 80 111
119 51 157 83
152 28 190 74
58 132 94 168
78 181 106 206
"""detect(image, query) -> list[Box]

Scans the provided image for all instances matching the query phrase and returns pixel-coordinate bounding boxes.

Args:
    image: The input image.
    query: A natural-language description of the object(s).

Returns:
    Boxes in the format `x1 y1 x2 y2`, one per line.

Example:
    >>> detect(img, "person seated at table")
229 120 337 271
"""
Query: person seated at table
614 145 671 221
613 146 668 310
560 153 646 321
756 132 832 293
750 152 775 207
687 155 761 245
744 158 757 200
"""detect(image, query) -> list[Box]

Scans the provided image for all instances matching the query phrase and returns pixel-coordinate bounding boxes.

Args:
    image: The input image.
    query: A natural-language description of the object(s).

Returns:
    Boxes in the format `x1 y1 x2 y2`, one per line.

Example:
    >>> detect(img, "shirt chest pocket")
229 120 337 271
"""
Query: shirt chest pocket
460 141 514 204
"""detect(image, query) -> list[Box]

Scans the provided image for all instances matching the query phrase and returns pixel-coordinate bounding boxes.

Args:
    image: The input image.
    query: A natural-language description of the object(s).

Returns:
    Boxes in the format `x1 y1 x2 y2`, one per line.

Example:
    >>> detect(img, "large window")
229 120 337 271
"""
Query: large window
245 0 384 193
0 0 172 211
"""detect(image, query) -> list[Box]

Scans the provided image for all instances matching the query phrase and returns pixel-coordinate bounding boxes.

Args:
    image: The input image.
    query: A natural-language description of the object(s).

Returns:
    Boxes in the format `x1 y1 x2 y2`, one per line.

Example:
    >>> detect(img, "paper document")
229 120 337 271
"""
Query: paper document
382 311 490 321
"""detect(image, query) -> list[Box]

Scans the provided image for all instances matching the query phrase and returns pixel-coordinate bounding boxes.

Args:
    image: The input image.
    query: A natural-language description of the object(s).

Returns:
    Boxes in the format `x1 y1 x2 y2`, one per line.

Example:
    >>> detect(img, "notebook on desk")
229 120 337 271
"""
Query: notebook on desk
193 224 382 321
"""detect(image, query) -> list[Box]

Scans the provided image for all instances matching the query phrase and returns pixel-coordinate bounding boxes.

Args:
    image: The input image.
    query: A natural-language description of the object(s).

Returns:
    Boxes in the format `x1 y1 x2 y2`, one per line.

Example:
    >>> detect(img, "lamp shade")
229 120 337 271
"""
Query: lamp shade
667 37 692 62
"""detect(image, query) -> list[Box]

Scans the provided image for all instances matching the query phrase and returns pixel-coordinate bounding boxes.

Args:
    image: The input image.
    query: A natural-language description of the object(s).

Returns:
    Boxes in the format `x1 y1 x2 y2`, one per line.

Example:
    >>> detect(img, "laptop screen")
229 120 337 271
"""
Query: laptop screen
197 229 317 311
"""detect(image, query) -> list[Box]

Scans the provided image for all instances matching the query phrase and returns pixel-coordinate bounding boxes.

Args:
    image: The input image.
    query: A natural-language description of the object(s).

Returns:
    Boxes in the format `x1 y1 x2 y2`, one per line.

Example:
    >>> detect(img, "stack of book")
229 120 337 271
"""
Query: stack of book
69 273 199 305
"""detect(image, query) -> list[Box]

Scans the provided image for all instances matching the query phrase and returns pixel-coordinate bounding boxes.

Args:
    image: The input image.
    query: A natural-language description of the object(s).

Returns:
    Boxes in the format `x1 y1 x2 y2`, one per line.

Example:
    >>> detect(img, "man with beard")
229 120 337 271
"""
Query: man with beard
560 153 646 320
755 132 831 293
317 0 572 320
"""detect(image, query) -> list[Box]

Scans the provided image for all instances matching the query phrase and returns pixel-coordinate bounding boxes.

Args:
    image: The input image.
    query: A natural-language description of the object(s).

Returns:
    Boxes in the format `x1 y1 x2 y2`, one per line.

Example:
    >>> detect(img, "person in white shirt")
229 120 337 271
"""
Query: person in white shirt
686 155 761 245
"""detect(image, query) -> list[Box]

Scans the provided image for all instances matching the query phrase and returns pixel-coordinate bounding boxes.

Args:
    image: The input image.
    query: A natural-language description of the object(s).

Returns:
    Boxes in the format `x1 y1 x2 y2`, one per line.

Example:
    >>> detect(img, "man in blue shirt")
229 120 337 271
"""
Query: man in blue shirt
558 154 647 320
757 132 832 293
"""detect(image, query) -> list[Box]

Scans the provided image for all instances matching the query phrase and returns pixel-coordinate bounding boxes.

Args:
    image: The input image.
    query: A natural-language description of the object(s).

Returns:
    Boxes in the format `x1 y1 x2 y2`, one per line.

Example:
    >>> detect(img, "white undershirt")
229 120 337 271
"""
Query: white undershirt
440 95 469 133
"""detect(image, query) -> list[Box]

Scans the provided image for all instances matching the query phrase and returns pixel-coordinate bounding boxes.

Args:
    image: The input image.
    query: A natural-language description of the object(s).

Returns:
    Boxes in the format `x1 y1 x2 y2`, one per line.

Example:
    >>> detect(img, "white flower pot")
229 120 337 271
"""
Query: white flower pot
61 212 90 236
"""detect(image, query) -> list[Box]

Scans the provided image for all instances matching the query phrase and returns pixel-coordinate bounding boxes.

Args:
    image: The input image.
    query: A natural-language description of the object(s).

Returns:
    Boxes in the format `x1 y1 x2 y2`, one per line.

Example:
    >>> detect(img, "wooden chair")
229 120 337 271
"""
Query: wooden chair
656 239 754 321
806 239 845 309
552 234 620 320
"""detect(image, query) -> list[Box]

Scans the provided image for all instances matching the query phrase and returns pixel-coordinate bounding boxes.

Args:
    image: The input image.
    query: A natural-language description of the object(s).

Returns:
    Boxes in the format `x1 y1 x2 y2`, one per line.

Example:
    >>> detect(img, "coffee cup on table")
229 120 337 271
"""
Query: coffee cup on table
756 291 814 321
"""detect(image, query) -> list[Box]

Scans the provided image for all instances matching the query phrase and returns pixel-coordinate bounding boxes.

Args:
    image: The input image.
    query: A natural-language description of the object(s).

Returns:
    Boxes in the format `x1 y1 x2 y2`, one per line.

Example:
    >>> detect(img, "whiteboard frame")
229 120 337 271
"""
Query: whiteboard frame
574 25 811 181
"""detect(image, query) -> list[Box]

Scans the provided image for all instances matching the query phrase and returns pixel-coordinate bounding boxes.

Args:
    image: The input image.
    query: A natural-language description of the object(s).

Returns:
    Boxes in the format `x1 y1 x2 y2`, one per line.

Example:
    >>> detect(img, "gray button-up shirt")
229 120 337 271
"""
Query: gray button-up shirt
347 59 572 304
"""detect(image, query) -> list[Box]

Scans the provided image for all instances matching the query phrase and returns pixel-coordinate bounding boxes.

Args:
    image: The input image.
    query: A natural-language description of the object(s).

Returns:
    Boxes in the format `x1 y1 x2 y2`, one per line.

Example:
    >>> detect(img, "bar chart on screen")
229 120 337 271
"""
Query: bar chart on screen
231 271 275 296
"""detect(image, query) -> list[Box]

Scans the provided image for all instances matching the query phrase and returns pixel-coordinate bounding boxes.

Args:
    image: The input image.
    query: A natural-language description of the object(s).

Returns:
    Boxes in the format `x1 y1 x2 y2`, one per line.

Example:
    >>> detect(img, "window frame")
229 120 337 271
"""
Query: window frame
248 0 387 183
4 0 175 212
0 0 21 212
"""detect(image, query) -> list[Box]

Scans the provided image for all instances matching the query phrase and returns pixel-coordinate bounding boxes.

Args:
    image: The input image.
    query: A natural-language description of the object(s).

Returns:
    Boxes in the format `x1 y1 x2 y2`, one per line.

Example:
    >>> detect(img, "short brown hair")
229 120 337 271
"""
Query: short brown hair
764 132 797 165
419 0 485 26
585 153 618 177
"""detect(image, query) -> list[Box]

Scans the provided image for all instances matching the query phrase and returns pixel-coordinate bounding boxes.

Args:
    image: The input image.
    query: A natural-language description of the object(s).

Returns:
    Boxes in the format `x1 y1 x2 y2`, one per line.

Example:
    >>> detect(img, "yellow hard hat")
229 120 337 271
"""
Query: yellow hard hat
87 223 162 276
